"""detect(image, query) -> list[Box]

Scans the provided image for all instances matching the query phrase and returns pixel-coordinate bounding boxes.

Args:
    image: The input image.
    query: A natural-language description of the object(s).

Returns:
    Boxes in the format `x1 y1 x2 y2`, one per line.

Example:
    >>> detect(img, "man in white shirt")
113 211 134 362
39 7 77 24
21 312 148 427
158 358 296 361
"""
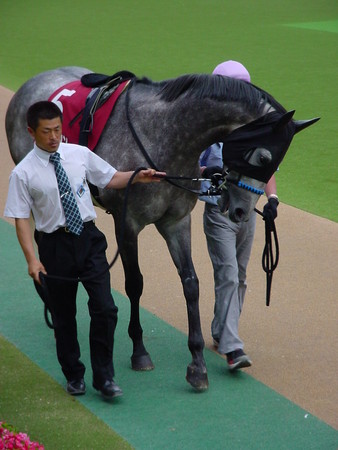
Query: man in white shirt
4 101 165 399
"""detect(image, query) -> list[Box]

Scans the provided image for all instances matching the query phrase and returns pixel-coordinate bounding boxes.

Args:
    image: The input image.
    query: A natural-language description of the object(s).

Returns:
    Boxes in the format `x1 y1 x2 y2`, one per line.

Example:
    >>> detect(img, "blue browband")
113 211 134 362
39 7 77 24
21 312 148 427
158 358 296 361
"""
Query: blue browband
237 181 264 195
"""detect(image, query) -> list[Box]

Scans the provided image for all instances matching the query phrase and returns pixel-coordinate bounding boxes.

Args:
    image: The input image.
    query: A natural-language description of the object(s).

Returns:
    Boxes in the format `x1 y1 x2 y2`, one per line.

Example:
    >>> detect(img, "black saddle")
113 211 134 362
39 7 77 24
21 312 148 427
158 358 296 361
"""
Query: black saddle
81 70 135 87
78 70 136 207
77 70 135 147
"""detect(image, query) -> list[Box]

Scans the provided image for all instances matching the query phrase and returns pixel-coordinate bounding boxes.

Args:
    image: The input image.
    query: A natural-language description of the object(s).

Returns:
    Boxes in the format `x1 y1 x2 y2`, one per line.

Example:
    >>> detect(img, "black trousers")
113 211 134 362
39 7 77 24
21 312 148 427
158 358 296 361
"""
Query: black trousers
35 222 118 386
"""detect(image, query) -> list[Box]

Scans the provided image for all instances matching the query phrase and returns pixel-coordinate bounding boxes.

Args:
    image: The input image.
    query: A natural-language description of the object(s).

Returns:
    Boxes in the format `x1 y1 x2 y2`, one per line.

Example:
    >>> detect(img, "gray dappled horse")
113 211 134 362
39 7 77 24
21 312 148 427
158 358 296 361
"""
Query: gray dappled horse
5 67 318 390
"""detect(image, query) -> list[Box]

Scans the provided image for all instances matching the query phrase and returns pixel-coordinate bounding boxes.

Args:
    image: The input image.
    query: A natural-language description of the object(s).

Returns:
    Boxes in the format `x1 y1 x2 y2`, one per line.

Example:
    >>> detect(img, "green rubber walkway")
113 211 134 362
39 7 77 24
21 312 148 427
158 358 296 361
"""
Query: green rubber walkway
0 219 337 449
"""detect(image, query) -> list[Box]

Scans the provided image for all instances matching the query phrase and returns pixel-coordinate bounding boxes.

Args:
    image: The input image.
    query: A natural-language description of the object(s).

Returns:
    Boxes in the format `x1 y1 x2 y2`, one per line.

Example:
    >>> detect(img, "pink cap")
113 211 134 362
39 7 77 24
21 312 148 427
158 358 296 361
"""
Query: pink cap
212 60 251 83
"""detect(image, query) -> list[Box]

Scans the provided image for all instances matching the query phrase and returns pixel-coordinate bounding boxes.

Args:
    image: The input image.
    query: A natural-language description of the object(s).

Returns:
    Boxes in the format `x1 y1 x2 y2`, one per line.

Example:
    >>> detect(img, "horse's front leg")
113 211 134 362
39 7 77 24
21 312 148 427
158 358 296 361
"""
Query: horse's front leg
156 216 209 391
117 226 154 371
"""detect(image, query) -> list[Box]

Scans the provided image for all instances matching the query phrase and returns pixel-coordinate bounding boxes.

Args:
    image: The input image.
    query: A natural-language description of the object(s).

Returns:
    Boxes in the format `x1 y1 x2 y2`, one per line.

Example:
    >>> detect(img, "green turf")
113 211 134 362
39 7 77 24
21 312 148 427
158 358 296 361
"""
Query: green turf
284 19 338 33
1 220 337 449
0 336 132 450
0 0 337 222
0 1 337 448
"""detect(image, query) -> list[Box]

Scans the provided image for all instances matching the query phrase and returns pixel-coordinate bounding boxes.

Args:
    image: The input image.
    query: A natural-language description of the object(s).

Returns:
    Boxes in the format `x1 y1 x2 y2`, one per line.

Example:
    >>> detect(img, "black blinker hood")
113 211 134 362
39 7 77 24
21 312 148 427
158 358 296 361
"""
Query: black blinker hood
222 111 296 183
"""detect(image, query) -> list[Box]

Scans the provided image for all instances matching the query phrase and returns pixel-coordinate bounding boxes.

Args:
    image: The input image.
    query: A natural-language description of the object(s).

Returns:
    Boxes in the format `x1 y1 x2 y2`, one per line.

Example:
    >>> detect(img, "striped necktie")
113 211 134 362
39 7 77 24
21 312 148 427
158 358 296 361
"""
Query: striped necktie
49 152 84 236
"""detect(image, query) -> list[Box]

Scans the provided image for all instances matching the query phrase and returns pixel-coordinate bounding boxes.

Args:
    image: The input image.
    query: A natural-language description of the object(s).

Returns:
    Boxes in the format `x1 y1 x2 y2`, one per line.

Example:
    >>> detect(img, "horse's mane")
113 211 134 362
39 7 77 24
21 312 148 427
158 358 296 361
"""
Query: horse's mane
138 74 286 117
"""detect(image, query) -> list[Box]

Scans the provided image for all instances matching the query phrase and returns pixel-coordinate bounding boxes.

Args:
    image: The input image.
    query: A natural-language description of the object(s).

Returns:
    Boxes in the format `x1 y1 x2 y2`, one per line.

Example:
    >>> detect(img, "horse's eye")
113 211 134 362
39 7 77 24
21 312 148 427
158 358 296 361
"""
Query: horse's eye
258 150 272 166
260 154 271 165
244 147 272 166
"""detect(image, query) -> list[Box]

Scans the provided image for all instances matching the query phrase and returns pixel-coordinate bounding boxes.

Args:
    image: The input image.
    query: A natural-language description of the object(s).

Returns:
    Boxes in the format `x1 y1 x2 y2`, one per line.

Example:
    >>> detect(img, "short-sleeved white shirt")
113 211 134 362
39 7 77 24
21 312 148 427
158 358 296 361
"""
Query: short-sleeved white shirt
4 142 116 233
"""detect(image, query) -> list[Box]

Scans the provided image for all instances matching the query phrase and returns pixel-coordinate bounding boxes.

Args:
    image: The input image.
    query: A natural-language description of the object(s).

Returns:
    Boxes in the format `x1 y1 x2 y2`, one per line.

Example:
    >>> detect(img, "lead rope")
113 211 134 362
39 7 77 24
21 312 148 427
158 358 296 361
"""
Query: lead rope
126 82 280 305
125 79 202 194
254 207 279 306
39 167 146 329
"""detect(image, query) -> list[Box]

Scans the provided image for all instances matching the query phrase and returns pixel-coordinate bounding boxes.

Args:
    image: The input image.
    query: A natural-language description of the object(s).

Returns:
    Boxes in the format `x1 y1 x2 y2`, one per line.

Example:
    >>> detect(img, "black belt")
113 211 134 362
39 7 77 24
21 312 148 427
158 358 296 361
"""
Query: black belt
37 220 95 236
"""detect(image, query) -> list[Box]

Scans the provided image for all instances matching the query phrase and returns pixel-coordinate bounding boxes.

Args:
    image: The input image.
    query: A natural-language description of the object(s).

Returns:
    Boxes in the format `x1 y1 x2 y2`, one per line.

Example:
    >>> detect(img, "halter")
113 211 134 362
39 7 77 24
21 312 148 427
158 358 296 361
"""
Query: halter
126 79 265 198
223 171 265 196
125 80 278 307
236 181 264 195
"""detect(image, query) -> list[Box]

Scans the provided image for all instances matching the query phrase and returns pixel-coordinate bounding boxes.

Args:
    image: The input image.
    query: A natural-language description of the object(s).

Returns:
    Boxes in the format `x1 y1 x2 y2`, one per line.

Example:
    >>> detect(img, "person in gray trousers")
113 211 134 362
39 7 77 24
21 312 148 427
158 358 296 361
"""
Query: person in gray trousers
200 61 279 371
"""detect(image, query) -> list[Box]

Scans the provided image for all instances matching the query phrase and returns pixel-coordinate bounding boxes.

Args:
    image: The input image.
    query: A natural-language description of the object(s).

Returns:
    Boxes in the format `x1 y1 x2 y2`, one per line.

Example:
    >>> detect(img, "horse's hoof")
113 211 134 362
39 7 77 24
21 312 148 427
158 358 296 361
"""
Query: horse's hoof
186 365 209 391
131 353 155 371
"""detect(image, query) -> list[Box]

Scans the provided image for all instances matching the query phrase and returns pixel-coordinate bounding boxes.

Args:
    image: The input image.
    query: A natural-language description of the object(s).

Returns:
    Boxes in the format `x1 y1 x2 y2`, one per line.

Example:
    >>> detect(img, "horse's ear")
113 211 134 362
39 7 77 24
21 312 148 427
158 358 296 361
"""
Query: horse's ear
294 117 320 134
273 110 295 132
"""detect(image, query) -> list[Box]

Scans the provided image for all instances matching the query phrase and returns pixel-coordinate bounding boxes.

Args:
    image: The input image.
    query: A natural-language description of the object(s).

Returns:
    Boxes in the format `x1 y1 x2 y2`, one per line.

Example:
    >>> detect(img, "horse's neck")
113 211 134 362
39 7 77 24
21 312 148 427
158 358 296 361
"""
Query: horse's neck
148 95 257 158
100 86 263 171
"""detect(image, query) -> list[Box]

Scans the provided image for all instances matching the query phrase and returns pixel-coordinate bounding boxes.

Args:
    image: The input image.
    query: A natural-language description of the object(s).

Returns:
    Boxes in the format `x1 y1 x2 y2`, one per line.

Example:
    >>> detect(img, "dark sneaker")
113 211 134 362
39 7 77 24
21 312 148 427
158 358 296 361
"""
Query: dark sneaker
66 378 86 395
93 380 123 399
226 349 252 371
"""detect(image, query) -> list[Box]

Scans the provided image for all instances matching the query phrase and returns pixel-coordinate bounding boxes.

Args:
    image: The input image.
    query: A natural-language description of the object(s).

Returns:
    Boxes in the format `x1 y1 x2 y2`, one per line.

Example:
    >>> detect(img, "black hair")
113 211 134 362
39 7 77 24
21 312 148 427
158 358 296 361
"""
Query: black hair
26 101 63 131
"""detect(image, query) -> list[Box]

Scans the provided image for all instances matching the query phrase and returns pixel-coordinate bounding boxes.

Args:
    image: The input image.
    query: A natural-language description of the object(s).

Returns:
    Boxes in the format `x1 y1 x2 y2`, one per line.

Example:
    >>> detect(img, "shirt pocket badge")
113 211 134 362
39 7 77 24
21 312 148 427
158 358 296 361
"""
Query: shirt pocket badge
77 184 86 198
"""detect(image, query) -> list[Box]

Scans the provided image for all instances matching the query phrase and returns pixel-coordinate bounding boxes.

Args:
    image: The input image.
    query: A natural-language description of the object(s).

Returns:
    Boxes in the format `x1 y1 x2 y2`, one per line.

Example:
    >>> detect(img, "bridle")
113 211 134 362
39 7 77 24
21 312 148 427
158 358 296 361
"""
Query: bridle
126 78 265 197
126 80 279 307
38 166 147 329
255 208 279 306
39 80 279 327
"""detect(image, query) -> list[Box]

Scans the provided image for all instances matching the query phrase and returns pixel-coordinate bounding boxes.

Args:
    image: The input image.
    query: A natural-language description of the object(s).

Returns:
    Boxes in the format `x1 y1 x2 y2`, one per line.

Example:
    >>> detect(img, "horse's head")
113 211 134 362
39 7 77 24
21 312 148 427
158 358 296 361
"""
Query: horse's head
219 110 319 222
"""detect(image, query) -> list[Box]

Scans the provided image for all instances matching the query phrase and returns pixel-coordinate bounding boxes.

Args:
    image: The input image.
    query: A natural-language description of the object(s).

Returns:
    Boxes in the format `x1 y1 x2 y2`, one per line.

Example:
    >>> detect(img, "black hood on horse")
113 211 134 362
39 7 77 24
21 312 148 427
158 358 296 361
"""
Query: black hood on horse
157 73 319 183
221 110 319 182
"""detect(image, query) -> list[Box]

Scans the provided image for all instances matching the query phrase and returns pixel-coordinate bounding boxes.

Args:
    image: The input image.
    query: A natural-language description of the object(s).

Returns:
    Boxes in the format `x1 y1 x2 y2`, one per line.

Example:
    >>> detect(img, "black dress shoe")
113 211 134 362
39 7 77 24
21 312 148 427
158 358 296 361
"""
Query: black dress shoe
66 378 86 396
93 380 123 399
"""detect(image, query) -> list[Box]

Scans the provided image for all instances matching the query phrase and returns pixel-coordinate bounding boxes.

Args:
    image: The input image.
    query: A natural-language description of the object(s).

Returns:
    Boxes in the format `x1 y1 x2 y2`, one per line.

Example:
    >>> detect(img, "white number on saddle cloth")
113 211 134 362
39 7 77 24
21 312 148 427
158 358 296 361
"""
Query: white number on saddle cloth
50 89 76 113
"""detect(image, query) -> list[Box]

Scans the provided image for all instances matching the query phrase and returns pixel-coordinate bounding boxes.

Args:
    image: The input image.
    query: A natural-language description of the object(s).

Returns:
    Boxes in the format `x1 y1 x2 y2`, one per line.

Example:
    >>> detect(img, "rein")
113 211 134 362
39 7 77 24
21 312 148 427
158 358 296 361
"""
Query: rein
125 79 202 195
125 79 265 197
38 167 146 329
41 79 279 327
254 207 279 306
126 79 279 305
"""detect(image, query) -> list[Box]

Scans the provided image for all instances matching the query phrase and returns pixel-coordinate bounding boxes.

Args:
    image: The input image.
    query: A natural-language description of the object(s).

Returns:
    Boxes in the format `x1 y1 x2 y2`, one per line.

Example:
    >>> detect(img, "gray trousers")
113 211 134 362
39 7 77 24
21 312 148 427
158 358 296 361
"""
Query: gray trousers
203 203 256 354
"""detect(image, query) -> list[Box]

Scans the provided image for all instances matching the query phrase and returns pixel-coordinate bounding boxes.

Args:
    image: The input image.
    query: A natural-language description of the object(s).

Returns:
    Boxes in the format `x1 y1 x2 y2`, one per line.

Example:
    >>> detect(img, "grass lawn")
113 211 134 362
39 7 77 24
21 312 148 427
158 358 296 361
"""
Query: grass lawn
0 1 337 448
0 1 337 221
0 335 132 449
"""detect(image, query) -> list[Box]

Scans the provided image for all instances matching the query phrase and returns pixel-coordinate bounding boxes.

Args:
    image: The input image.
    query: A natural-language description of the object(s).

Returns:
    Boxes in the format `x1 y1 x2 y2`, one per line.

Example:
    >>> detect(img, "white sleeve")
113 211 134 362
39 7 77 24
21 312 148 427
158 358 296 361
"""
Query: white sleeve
4 170 32 219
85 149 117 188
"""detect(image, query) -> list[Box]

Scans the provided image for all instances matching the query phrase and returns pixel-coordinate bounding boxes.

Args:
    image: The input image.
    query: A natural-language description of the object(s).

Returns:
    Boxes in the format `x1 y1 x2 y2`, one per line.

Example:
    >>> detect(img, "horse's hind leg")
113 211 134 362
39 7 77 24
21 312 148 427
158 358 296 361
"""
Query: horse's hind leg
118 231 154 371
156 216 209 391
